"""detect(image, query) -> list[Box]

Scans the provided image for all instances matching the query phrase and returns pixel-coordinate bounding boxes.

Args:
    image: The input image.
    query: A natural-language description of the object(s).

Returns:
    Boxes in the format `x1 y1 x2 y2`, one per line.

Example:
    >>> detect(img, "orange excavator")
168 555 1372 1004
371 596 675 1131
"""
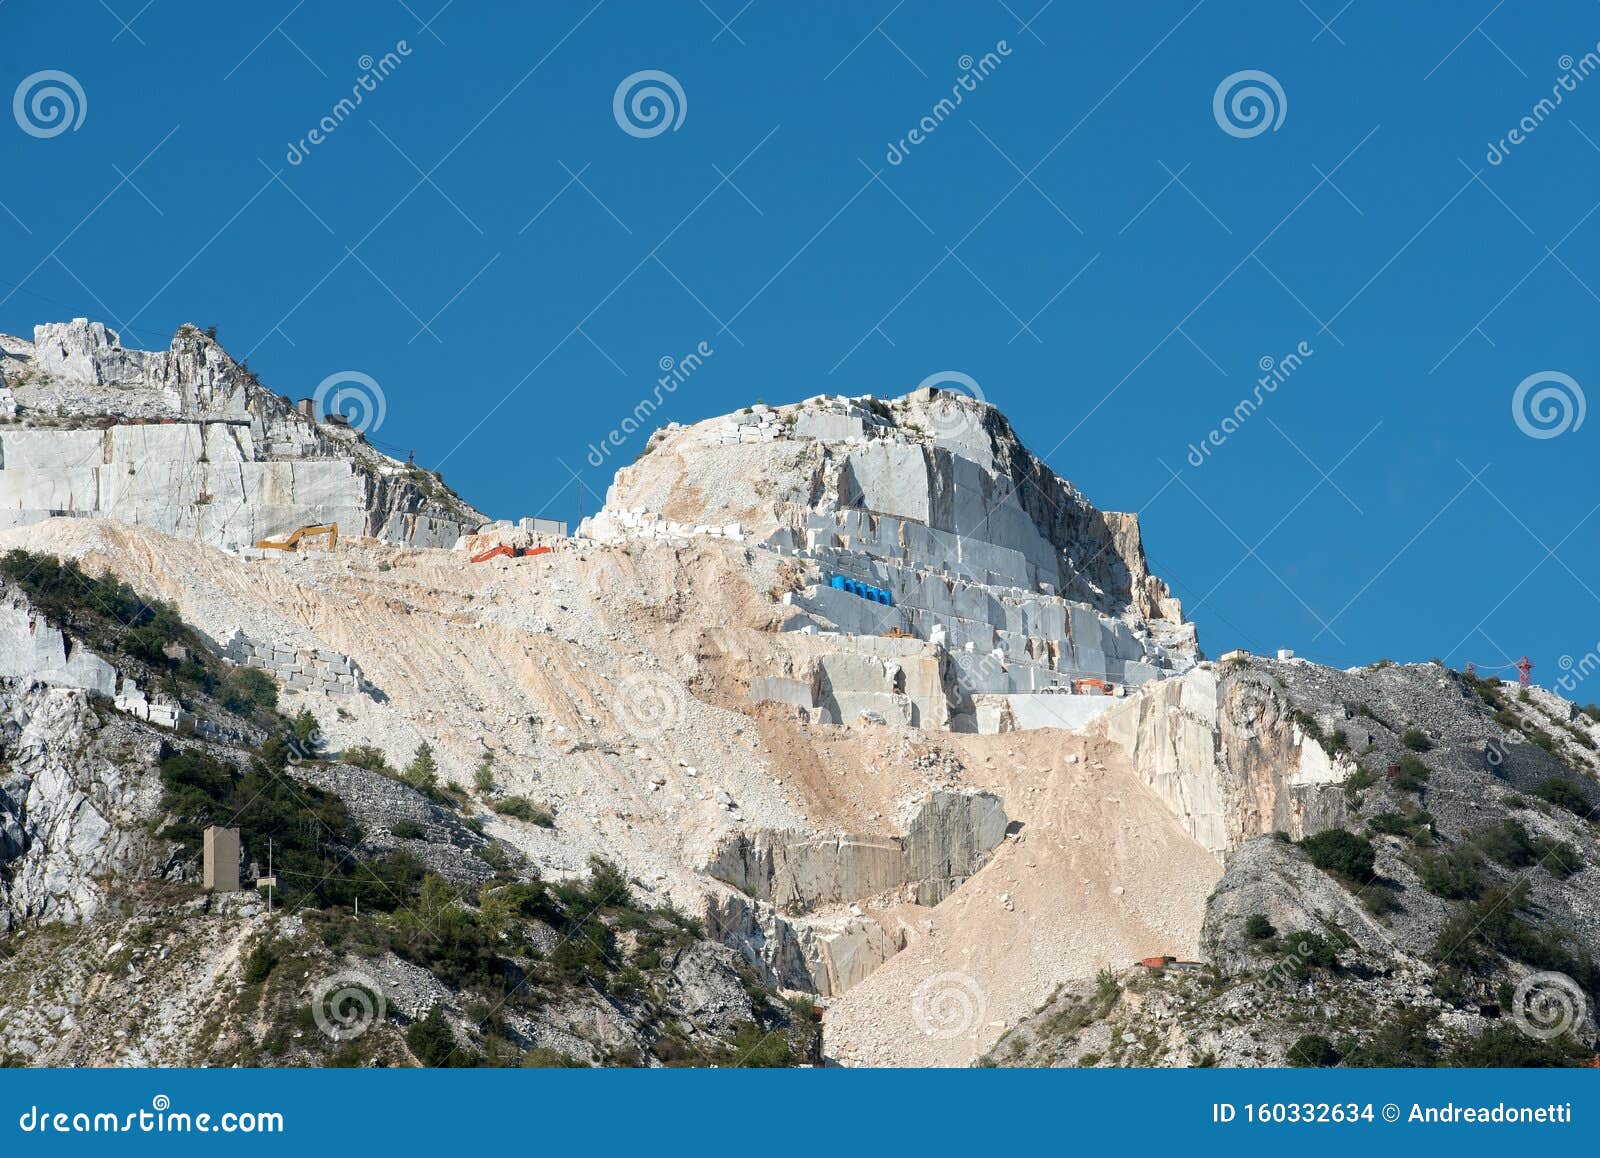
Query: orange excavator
470 544 553 564
256 524 338 551
1074 677 1113 696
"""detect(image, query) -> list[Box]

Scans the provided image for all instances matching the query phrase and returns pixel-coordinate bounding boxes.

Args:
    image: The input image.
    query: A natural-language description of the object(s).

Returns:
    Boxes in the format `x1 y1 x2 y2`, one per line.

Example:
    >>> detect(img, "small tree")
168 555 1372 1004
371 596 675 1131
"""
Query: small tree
1393 754 1430 792
1401 727 1433 752
1533 777 1590 818
473 756 495 796
1244 913 1277 941
1286 1034 1340 1067
404 743 439 793
1299 828 1377 884
292 709 321 757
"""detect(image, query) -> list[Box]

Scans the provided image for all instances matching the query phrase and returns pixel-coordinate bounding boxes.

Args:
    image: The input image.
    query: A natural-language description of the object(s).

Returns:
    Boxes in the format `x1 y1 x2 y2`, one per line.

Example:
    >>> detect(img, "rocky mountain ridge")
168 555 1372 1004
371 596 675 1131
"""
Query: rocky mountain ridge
1 317 1597 1068
0 320 485 551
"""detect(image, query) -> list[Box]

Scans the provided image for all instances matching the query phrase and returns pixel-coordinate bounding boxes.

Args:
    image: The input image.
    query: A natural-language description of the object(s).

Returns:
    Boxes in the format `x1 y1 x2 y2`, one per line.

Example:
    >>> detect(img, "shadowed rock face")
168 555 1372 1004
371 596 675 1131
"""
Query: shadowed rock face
0 320 486 550
705 790 1007 914
702 790 1008 995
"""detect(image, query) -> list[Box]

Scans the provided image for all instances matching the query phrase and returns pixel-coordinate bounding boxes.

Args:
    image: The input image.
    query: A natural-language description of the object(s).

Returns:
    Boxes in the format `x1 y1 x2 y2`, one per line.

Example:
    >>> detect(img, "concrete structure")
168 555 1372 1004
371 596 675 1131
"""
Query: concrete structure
202 825 241 892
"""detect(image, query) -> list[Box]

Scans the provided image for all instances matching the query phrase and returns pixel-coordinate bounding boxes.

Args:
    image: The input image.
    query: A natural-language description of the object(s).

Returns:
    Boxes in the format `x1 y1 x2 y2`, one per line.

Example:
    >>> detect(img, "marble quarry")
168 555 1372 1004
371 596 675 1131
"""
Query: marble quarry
0 320 486 551
585 388 1201 734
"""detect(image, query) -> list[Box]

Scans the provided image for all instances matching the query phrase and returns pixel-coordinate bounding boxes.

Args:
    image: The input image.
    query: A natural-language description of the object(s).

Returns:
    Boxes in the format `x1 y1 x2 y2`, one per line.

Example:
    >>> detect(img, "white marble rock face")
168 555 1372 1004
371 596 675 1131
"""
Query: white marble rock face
0 319 486 550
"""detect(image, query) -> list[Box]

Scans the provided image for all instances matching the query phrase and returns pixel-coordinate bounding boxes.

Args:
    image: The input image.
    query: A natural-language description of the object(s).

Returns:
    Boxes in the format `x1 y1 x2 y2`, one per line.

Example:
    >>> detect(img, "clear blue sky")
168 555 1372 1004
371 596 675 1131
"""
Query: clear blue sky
4 1 1598 684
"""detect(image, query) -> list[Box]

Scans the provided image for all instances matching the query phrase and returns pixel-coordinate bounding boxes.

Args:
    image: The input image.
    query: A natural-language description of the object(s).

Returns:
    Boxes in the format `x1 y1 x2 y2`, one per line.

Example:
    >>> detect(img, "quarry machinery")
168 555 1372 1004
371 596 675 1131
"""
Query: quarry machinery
470 544 554 563
1073 677 1112 696
255 524 338 551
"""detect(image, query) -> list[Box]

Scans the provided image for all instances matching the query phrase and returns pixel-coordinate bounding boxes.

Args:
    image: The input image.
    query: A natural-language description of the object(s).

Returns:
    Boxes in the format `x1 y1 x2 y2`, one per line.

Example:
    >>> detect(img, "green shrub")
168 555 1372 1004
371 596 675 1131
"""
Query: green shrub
1448 1024 1588 1068
1402 728 1434 752
1277 930 1341 980
1342 1007 1437 1067
1470 819 1541 869
403 743 439 793
405 1007 462 1067
1419 846 1486 900
492 796 553 826
473 757 495 795
1286 1034 1340 1067
1343 765 1379 802
341 746 392 774
1244 913 1277 941
1299 829 1377 884
1466 818 1580 877
1393 754 1430 792
390 819 426 841
1533 777 1590 818
220 666 278 715
241 941 278 985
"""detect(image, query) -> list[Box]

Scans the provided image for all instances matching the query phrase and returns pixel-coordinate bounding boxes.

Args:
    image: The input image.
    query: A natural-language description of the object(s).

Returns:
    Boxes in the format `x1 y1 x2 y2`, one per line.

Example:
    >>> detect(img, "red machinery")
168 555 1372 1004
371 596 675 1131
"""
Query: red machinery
470 544 554 564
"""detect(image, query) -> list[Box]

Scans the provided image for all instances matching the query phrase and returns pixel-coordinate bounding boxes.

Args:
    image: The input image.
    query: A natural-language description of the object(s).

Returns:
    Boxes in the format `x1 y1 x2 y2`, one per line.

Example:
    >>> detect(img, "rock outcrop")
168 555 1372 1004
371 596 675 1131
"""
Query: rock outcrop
582 390 1199 732
0 319 486 550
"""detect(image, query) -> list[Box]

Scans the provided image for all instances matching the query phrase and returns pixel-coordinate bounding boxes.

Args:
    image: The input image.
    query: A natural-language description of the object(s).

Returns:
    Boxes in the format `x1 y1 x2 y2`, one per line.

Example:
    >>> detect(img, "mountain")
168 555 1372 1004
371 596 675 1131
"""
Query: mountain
0 319 1595 1068
0 319 484 551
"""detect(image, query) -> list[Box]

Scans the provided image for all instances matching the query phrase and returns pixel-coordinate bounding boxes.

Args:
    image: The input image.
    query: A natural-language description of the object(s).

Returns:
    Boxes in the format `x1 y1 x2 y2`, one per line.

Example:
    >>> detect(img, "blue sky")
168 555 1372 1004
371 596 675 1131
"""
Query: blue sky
4 1 1598 684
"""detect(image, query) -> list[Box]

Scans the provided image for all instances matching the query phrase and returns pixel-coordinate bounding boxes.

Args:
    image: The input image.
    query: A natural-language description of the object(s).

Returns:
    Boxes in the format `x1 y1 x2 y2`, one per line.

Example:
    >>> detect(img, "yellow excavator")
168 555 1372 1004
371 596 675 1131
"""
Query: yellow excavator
255 524 338 551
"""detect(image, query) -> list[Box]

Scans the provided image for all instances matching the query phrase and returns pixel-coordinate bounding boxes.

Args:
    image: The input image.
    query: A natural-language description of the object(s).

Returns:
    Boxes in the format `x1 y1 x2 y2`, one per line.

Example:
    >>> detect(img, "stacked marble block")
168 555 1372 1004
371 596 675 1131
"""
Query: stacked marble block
222 630 370 697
